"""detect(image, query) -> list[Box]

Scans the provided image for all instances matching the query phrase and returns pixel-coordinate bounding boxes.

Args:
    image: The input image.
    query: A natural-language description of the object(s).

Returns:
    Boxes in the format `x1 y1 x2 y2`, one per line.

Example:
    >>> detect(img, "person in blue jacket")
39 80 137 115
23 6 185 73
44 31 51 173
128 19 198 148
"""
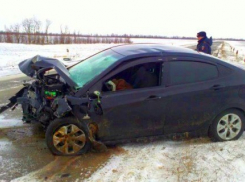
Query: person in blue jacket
196 31 212 54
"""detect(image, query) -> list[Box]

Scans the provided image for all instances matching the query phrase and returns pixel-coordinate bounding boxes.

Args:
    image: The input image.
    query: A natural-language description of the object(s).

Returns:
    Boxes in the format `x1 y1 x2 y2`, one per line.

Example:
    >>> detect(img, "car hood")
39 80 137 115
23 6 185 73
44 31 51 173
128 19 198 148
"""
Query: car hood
19 55 78 87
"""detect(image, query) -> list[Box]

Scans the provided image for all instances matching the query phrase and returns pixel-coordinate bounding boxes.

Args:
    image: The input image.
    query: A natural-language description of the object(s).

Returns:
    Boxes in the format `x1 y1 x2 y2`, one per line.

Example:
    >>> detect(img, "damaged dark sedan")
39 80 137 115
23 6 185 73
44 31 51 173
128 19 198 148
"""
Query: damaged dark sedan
1 44 245 156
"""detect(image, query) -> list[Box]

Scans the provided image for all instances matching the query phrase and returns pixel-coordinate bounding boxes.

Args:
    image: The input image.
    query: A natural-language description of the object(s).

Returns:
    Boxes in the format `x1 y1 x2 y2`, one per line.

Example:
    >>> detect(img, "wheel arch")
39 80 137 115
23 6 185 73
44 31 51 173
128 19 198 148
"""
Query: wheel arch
45 116 92 155
208 106 245 136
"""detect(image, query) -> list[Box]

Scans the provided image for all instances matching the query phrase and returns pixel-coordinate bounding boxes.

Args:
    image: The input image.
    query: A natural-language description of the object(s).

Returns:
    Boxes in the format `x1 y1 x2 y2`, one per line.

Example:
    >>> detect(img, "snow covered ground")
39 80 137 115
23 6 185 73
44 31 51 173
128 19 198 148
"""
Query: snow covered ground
216 42 245 65
0 115 23 128
227 41 245 62
0 39 195 78
85 136 245 182
0 43 115 77
131 38 196 47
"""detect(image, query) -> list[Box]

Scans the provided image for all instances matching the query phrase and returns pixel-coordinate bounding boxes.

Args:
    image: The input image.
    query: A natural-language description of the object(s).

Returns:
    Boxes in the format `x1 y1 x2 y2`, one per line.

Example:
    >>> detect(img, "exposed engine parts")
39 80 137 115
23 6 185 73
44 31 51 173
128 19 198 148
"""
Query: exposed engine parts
0 55 106 155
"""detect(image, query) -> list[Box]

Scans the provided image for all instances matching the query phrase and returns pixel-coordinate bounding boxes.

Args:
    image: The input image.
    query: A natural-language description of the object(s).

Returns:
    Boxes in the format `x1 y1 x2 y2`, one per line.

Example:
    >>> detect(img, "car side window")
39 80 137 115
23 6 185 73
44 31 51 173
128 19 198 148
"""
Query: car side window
102 62 162 92
169 61 218 85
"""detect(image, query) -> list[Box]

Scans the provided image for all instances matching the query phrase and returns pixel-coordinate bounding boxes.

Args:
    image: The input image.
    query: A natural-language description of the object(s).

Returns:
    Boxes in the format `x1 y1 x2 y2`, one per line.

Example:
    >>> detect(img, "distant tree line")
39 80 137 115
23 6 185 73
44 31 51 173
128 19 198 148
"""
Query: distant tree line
0 17 132 44
0 31 132 44
0 17 244 44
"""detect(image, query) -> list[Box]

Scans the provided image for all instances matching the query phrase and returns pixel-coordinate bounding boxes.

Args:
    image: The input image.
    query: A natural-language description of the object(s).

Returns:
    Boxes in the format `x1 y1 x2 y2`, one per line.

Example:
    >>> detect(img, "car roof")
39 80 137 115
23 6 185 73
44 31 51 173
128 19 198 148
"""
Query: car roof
110 43 199 56
109 44 245 72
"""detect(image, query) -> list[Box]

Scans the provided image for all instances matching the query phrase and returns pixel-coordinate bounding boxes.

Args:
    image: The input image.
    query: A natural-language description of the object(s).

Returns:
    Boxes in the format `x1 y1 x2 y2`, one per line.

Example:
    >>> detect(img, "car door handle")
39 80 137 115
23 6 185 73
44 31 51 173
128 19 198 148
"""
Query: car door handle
210 84 223 90
146 95 162 100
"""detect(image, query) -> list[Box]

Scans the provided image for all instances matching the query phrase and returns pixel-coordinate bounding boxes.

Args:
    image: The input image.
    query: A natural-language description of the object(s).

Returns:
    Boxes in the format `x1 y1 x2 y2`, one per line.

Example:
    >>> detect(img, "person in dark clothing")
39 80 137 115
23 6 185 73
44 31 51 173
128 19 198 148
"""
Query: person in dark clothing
196 31 212 54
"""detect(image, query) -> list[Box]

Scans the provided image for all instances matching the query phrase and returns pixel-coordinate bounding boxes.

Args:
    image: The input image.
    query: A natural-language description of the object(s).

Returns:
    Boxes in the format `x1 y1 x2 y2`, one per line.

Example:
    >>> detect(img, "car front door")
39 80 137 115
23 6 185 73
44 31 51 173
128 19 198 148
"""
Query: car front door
88 58 168 141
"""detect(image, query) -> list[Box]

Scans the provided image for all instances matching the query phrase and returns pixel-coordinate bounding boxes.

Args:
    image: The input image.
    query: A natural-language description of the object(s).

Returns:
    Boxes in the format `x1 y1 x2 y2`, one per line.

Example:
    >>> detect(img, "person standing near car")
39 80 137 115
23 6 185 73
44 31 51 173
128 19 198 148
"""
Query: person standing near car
196 31 212 54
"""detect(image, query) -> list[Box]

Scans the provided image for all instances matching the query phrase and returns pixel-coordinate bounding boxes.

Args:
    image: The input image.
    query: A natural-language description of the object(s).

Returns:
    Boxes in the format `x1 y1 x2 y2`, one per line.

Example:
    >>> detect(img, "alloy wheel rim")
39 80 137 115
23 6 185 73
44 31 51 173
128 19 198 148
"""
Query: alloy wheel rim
217 113 242 140
53 124 86 154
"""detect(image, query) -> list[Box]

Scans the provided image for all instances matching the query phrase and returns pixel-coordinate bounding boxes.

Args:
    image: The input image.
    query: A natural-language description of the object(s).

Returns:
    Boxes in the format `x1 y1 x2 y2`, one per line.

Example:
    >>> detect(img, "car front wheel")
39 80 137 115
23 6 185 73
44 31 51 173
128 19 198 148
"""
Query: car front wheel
45 117 91 156
210 109 245 141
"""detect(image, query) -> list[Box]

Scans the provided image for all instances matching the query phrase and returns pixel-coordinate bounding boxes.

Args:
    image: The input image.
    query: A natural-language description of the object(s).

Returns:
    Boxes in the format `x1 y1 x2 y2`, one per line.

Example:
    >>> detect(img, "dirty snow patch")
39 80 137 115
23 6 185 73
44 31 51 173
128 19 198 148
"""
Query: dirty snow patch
86 136 245 182
0 115 24 128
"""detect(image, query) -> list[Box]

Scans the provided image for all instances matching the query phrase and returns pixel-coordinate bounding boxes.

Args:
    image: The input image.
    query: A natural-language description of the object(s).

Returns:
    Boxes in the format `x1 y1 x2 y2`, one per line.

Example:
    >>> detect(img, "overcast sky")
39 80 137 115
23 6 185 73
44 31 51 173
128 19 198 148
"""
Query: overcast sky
0 0 244 38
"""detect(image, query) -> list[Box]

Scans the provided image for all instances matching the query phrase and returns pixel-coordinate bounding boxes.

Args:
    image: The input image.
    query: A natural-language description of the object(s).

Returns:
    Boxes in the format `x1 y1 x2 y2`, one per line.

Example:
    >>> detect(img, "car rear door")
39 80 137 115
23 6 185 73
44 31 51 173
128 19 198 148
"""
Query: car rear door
163 57 224 134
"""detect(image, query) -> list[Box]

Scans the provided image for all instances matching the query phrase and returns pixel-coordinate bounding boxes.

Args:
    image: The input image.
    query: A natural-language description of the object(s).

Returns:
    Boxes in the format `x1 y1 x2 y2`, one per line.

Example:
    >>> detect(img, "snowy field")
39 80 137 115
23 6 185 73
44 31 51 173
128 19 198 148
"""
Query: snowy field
0 39 195 78
131 38 196 46
0 44 115 77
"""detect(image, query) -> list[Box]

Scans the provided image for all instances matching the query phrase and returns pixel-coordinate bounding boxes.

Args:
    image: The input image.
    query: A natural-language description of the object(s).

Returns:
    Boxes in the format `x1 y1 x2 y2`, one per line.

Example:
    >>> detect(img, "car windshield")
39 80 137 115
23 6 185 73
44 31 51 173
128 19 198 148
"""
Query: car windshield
69 49 123 88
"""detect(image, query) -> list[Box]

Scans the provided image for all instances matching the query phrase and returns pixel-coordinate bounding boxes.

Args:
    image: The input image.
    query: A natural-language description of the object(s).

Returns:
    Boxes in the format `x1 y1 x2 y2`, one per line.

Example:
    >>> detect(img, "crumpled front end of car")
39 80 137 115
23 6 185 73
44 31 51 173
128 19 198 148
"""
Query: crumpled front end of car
0 55 106 155
2 55 79 128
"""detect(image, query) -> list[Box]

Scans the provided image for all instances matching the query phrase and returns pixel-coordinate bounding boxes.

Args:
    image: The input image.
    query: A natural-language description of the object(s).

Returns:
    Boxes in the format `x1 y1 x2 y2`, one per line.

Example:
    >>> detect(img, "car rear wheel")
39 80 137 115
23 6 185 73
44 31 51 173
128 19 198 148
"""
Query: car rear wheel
45 117 91 155
210 109 245 141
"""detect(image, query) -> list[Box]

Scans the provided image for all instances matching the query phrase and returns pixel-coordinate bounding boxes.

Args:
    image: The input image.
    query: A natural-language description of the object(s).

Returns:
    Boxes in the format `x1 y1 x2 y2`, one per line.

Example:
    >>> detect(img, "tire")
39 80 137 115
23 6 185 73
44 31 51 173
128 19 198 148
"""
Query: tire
209 109 245 142
45 117 91 156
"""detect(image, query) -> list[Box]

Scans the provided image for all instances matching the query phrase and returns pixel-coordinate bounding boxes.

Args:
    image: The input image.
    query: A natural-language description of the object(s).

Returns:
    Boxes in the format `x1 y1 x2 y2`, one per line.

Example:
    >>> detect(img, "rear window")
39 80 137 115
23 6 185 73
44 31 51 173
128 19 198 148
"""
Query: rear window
169 61 218 85
217 64 232 76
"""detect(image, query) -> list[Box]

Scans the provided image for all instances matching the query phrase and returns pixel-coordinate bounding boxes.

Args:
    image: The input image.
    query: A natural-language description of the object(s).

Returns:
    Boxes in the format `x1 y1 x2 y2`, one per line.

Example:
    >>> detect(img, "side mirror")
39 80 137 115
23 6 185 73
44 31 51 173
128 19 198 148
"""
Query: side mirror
94 91 101 97
89 91 102 105
89 91 101 99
